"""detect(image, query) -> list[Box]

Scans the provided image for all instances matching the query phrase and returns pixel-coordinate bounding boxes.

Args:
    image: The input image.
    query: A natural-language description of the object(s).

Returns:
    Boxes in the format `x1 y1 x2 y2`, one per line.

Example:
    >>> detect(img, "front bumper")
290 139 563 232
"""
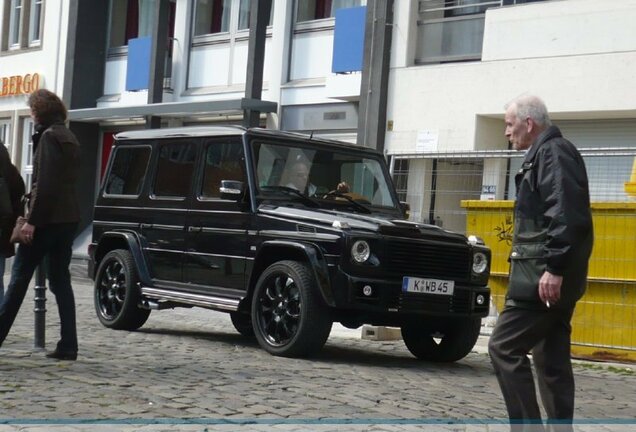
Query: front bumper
333 271 490 318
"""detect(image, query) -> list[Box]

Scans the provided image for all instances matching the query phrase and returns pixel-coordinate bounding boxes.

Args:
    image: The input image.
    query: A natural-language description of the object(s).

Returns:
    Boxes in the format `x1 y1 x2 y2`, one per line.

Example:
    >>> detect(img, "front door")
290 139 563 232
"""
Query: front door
183 137 249 294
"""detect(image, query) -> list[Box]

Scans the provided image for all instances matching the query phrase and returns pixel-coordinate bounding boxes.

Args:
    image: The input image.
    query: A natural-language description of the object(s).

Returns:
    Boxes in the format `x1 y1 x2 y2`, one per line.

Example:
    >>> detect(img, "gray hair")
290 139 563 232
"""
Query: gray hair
505 94 552 127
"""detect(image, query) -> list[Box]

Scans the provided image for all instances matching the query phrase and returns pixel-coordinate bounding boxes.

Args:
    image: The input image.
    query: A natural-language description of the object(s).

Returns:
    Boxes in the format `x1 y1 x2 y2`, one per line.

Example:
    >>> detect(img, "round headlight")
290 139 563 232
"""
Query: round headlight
472 251 488 274
351 240 371 263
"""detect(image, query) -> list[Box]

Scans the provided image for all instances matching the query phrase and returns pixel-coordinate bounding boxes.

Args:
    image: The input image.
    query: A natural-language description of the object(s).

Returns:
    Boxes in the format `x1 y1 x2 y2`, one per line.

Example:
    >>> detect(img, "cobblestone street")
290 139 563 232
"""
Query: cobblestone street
1 277 635 431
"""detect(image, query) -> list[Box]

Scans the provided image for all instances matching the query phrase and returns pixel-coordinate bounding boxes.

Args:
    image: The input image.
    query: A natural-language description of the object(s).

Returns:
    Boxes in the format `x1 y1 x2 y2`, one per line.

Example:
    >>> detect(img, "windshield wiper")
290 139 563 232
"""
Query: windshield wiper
322 191 372 214
259 186 320 208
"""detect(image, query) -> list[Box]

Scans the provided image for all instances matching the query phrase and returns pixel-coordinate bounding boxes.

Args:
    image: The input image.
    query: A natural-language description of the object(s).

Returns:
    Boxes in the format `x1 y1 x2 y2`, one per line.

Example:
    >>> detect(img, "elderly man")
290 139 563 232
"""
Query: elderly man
488 95 594 431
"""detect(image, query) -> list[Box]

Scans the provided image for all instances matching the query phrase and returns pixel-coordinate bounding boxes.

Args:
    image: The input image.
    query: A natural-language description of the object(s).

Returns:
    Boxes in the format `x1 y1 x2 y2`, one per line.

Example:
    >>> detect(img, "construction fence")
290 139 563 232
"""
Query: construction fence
391 148 636 362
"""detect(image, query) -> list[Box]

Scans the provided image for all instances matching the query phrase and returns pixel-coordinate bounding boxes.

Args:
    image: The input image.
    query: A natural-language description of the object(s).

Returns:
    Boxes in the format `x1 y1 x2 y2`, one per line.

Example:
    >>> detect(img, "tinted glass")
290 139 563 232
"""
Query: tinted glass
201 140 245 198
104 146 151 196
154 141 196 197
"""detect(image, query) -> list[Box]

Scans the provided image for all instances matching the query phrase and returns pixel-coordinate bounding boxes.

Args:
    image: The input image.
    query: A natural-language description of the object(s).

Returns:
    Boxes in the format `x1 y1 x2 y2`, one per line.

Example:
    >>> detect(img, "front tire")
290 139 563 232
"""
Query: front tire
230 311 254 338
251 260 332 358
401 317 481 362
94 249 150 330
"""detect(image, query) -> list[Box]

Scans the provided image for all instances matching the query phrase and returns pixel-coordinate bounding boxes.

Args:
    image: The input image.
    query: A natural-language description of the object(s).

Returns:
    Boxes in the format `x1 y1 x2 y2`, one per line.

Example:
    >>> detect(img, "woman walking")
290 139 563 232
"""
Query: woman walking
0 89 81 360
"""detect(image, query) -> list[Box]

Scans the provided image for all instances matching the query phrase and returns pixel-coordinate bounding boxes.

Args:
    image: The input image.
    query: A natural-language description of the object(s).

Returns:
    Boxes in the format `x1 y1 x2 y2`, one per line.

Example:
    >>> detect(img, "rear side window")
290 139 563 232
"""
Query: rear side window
153 141 197 198
201 139 245 199
104 146 151 196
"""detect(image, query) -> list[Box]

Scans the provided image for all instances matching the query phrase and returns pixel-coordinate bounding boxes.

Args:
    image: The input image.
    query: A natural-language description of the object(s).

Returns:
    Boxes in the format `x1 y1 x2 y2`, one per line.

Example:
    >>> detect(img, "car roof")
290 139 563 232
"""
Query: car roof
115 125 246 140
114 126 383 157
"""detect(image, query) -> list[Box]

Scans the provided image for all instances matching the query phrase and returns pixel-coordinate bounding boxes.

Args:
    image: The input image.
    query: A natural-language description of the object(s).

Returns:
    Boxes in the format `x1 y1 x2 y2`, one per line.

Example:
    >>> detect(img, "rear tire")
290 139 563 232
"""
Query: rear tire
94 249 150 330
251 260 332 358
401 317 481 362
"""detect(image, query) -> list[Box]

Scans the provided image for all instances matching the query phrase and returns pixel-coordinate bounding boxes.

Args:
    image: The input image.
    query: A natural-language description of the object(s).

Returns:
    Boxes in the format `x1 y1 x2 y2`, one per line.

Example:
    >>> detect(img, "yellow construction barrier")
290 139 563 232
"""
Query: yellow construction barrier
626 157 636 197
463 200 636 362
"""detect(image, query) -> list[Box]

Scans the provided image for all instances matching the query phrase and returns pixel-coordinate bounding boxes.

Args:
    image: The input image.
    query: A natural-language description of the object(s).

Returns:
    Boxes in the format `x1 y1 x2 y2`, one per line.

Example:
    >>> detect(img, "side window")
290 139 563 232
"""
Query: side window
153 141 197 198
104 146 151 196
201 140 245 199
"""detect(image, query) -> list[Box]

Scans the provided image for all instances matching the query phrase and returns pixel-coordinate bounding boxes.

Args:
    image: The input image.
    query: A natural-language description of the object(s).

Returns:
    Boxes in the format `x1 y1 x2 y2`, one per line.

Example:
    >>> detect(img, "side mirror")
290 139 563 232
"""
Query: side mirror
220 180 244 200
400 201 410 219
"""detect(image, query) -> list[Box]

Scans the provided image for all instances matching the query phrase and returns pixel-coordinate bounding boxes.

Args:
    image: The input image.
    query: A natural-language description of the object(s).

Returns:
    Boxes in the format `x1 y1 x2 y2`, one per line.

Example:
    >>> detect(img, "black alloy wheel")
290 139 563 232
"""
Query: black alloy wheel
94 249 150 330
251 260 332 358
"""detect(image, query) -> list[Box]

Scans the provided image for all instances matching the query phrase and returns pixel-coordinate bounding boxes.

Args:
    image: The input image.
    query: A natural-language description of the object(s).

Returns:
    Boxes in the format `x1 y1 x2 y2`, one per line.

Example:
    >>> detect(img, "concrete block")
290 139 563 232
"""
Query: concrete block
361 325 402 341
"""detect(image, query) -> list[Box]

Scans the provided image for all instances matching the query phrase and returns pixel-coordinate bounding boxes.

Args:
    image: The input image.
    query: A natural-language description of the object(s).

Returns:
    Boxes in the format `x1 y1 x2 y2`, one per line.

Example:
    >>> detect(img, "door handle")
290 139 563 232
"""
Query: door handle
140 223 153 229
188 226 202 233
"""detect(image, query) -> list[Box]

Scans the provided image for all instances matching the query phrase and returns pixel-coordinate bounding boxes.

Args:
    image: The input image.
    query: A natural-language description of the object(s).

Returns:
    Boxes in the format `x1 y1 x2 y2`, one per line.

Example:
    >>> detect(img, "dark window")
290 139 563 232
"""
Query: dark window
109 0 176 47
237 0 274 30
201 140 245 198
194 0 231 35
104 146 151 196
153 141 196 197
296 0 366 22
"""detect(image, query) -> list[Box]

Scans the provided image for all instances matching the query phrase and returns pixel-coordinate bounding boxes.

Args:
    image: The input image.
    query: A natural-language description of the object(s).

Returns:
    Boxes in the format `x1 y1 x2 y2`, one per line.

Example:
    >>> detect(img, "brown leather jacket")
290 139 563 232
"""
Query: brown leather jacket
28 122 80 227
0 144 25 257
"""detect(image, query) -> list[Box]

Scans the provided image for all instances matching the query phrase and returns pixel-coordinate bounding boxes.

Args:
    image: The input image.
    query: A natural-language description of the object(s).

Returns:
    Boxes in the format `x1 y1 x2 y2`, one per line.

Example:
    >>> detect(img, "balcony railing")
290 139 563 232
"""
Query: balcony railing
416 0 546 64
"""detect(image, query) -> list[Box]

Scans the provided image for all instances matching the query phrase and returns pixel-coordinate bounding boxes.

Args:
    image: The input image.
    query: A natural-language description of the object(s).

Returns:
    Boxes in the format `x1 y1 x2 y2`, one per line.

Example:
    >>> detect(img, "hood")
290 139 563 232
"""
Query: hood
258 205 469 244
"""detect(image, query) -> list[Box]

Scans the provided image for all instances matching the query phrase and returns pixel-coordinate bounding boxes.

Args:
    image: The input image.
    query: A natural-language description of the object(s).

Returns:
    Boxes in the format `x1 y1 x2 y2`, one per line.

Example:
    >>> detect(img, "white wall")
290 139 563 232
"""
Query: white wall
0 0 69 111
385 0 636 156
482 0 636 61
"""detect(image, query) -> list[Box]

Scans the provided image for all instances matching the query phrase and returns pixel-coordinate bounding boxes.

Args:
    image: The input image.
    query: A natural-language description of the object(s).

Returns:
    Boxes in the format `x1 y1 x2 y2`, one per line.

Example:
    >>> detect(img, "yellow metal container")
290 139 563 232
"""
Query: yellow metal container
463 200 636 362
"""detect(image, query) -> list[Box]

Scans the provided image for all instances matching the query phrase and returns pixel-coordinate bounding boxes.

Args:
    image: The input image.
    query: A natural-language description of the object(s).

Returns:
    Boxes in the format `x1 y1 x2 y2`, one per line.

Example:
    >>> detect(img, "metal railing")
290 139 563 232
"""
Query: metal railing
416 0 548 64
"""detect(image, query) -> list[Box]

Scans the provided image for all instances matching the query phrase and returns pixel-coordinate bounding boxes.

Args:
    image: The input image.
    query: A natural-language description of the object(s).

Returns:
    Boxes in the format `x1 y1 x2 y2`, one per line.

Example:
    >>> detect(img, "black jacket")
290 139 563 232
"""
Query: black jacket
0 143 25 257
28 122 80 227
507 126 594 309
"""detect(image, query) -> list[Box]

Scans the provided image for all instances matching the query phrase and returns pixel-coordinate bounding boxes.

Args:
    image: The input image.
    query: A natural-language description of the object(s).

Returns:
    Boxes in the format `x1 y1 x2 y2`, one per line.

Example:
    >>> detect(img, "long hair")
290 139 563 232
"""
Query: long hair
27 89 68 126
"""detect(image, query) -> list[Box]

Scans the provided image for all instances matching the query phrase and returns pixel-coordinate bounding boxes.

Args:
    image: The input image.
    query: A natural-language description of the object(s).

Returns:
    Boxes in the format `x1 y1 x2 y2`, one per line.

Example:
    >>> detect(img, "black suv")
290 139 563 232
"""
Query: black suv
88 126 490 361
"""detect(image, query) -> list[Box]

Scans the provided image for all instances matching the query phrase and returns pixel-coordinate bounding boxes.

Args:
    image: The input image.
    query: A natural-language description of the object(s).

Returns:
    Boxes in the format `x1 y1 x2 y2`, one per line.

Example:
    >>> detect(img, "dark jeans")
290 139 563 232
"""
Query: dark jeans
0 222 78 352
488 304 576 432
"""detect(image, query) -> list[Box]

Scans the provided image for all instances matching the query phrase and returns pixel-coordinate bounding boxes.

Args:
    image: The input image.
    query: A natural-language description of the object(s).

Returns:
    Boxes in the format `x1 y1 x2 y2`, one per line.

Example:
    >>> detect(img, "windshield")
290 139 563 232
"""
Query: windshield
252 141 400 212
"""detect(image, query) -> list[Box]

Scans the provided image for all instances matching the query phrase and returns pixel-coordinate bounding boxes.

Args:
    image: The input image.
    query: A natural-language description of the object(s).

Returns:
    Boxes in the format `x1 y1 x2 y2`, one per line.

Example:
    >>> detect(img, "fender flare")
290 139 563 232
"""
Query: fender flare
255 240 335 307
94 231 152 286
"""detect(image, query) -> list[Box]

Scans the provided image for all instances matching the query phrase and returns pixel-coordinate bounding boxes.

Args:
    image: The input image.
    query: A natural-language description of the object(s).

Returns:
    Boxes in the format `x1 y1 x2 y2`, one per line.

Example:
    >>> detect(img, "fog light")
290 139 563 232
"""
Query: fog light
362 285 373 296
476 294 485 305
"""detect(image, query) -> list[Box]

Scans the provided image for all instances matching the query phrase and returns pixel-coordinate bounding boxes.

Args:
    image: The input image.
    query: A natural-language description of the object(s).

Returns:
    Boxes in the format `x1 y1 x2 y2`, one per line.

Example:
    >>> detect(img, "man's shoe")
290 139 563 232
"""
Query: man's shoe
45 349 77 361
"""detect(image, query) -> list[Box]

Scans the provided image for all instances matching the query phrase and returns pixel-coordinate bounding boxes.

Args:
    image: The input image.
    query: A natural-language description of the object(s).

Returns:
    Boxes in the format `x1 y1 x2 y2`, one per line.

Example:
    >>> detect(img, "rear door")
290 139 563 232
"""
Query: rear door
143 138 197 282
183 136 249 295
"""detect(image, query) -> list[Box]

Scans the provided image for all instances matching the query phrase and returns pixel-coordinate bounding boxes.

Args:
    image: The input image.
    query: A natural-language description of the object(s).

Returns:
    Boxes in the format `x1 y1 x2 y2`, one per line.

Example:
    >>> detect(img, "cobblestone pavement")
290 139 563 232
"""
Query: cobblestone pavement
1 277 635 431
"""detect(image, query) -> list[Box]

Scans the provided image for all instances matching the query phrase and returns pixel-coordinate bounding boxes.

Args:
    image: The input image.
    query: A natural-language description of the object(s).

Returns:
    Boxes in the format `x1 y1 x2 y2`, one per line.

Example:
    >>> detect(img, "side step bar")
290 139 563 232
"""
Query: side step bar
141 287 240 312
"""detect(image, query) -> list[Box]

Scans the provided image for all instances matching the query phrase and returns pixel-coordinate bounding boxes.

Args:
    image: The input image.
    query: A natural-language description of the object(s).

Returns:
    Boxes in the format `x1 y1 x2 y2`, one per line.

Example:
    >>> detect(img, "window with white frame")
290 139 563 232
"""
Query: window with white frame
28 0 42 44
193 0 272 38
1 0 43 51
9 0 23 47
0 121 11 158
110 0 159 48
21 118 34 191
296 0 366 22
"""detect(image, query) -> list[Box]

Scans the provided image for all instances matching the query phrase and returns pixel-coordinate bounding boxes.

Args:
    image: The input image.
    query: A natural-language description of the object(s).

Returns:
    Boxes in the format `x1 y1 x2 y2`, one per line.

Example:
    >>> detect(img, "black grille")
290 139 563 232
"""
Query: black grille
385 239 471 280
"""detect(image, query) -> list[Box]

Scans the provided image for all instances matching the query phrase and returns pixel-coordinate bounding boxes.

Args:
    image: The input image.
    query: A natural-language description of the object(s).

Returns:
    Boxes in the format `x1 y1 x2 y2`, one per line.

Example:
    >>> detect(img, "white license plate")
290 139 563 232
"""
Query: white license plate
402 277 454 295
